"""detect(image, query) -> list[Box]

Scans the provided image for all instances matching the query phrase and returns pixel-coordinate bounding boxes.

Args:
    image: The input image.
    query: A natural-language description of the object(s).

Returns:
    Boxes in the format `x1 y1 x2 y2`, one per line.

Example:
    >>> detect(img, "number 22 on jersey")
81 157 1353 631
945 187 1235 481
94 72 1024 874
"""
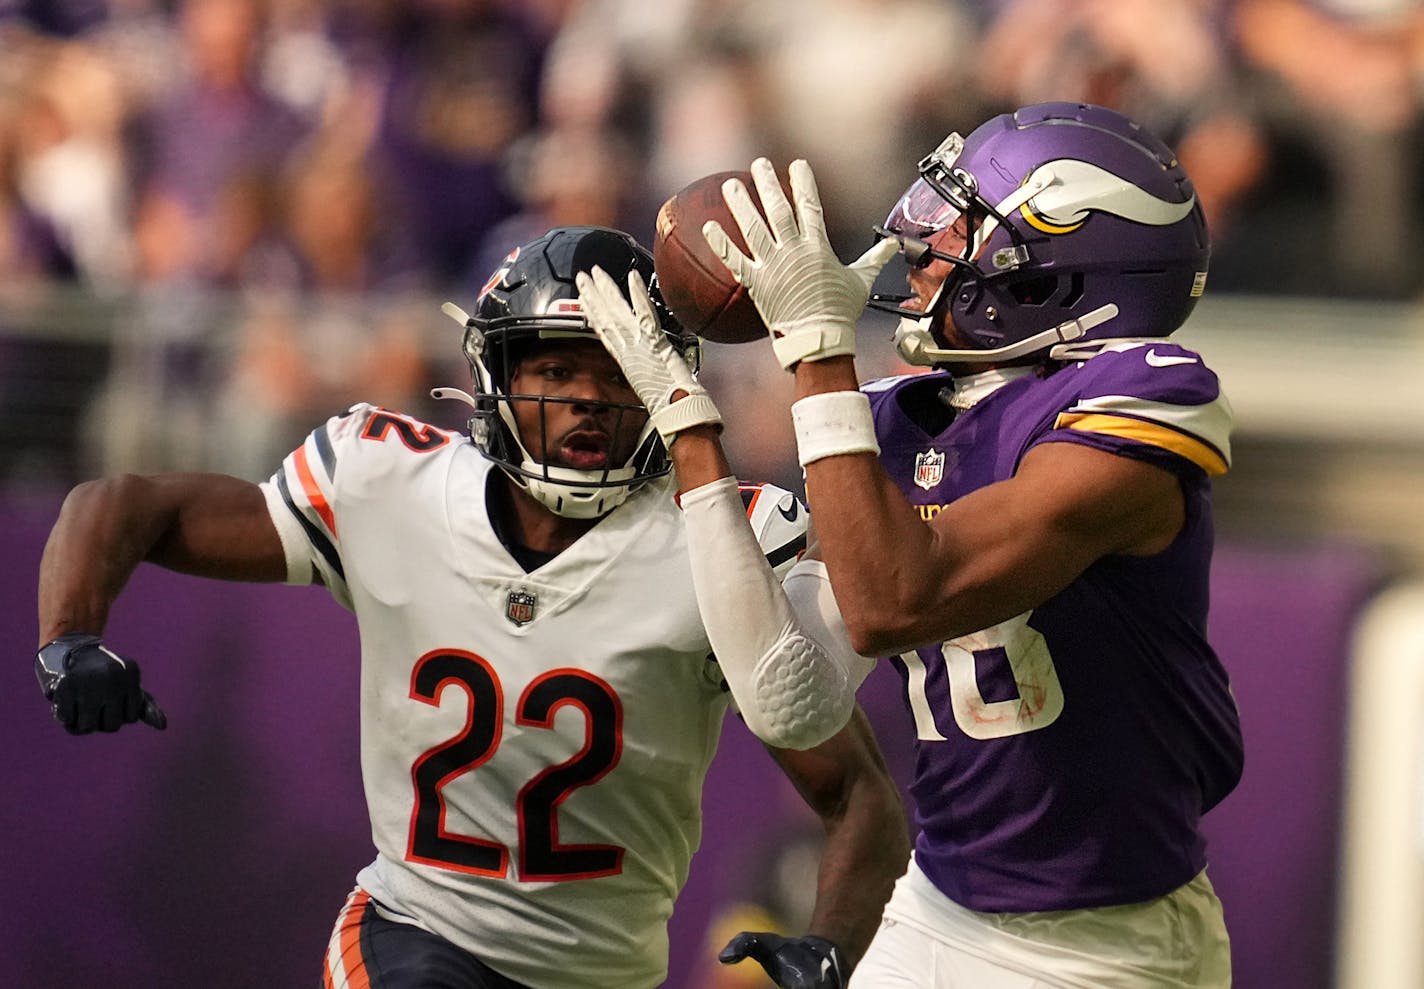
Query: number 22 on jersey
405 648 625 882
899 612 1065 741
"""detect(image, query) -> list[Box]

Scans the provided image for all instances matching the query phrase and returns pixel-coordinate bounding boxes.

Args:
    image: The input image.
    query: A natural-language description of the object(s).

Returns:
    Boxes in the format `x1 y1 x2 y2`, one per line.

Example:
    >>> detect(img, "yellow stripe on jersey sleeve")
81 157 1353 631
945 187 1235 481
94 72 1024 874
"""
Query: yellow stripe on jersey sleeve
1052 412 1230 475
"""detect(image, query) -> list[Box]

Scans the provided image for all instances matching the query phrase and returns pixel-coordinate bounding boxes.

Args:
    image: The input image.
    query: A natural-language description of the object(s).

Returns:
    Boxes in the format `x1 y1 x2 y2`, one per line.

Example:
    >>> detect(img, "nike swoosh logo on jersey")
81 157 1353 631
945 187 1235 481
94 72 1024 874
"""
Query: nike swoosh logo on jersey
778 497 798 522
1144 348 1199 368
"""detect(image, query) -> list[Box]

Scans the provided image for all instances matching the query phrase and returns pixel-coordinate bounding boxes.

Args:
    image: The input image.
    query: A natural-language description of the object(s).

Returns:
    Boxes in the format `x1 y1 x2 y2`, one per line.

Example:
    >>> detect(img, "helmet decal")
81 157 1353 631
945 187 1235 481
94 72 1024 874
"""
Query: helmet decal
478 246 520 300
869 102 1211 367
1020 160 1197 234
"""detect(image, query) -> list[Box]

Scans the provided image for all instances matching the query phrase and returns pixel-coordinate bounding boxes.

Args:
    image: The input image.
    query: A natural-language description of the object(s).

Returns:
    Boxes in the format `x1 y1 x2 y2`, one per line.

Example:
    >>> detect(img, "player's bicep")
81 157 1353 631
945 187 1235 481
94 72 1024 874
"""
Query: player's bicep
1008 441 1186 558
939 441 1178 552
920 443 1183 633
144 473 289 581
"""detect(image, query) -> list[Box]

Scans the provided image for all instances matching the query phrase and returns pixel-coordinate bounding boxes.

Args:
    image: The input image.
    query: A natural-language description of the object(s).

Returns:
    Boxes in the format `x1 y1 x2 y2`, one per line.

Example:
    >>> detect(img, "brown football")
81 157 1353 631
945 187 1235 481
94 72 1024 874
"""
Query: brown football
653 168 788 345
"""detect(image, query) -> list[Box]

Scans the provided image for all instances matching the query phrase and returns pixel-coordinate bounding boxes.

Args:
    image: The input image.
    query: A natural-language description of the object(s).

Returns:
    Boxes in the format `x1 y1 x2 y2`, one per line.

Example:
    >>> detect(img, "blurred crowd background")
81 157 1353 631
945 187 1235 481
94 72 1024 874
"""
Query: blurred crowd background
6 2 1424 988
3 0 1424 499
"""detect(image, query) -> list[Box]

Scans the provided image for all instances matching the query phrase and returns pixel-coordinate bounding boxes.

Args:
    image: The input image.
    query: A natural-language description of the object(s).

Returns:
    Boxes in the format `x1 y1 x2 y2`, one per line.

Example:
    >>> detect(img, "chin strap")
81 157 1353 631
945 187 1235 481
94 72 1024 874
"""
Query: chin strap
433 302 482 423
430 386 478 408
895 303 1119 366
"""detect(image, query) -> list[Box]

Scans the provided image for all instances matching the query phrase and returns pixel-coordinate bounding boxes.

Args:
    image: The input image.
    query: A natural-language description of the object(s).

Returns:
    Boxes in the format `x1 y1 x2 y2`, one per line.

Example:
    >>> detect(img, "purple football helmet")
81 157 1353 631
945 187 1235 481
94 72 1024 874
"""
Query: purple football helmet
871 102 1210 366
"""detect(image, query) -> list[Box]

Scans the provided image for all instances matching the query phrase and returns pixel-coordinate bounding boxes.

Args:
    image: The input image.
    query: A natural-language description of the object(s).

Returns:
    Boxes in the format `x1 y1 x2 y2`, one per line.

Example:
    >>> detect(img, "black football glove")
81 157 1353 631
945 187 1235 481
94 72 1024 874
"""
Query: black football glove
719 932 847 989
35 633 167 734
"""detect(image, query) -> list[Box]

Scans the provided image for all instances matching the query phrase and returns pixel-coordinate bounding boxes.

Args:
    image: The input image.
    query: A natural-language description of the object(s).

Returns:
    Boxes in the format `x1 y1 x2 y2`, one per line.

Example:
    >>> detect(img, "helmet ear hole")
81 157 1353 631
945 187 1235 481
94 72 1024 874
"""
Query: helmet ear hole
1008 275 1058 306
1005 272 1086 308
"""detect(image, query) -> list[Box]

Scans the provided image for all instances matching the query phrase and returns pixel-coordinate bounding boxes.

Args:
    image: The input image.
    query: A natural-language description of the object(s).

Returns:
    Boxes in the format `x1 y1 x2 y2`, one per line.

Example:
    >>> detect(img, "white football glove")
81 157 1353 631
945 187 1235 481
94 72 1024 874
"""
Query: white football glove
575 266 722 444
702 157 900 370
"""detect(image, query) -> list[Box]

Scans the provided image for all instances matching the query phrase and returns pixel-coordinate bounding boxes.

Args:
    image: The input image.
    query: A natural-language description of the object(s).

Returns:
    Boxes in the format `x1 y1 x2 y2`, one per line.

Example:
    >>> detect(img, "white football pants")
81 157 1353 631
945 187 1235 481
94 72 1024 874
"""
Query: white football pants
850 858 1231 989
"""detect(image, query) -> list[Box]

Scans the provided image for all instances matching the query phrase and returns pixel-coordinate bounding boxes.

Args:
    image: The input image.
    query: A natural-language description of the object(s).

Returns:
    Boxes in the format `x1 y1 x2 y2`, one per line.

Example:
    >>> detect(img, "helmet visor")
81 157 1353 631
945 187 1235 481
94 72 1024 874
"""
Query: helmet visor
883 176 964 241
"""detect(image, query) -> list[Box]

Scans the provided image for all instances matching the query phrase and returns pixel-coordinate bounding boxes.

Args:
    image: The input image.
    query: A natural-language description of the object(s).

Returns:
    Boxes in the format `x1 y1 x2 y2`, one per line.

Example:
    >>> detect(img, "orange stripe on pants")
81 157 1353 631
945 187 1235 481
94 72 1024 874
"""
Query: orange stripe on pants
325 888 372 989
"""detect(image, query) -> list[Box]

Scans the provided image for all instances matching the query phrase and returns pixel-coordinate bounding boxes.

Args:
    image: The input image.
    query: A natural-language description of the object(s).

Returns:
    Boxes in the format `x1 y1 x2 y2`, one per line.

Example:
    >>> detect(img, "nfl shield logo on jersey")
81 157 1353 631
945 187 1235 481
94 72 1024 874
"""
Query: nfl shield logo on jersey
506 589 537 626
913 449 945 490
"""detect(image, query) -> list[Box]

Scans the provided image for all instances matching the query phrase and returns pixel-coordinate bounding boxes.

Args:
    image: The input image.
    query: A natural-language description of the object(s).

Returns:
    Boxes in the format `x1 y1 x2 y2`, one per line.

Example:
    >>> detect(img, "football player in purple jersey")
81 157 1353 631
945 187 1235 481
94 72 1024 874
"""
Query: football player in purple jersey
33 227 908 989
589 102 1244 987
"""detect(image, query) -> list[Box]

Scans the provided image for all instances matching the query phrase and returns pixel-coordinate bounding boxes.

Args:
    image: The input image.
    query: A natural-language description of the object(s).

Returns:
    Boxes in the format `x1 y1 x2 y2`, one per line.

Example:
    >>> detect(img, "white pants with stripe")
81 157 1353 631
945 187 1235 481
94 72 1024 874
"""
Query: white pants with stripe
849 858 1231 989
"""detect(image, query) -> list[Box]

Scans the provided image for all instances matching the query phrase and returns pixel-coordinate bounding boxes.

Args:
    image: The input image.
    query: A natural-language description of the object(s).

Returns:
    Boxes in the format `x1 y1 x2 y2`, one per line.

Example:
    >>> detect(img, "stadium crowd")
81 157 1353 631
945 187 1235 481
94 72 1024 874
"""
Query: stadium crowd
2 0 1423 485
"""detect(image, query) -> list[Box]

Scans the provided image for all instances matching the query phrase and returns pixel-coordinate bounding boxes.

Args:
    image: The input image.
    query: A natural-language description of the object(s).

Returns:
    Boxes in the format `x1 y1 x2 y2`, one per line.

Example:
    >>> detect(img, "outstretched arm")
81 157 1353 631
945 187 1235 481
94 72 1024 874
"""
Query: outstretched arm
705 157 1185 656
720 707 908 988
790 365 1185 654
36 472 287 732
578 267 873 750
40 472 287 640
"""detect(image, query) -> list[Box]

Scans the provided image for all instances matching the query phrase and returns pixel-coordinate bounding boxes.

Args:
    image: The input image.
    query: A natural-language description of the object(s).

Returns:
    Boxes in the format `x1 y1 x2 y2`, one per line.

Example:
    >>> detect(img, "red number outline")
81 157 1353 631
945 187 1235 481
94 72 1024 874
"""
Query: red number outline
406 651 626 881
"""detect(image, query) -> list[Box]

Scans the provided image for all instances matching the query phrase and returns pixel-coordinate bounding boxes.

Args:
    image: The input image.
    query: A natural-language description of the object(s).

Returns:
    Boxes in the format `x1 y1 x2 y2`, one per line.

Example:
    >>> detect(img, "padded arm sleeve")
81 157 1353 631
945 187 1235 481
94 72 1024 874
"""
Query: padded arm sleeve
681 476 873 749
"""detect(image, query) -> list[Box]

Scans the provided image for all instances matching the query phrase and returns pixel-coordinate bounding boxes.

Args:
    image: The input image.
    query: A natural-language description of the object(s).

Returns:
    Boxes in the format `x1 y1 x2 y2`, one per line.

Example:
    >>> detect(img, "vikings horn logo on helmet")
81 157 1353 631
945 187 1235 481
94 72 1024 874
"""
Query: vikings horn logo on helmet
1020 160 1198 235
870 101 1210 367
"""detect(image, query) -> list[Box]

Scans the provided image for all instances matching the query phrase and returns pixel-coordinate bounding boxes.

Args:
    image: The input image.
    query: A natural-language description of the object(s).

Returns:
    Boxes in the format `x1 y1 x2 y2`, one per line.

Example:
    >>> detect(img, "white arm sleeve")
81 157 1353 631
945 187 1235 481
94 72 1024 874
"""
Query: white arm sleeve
680 476 874 749
783 557 877 691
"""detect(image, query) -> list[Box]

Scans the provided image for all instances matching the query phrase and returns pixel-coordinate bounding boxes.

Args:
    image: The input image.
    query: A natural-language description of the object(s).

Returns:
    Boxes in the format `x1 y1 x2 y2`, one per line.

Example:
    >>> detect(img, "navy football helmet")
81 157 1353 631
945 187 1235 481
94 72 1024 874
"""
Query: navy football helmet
436 226 695 518
870 101 1210 366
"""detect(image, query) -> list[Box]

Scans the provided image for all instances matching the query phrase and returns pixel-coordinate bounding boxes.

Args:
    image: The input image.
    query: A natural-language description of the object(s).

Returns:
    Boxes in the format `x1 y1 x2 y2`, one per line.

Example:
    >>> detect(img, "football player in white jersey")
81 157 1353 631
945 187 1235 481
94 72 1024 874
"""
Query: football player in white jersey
33 227 909 989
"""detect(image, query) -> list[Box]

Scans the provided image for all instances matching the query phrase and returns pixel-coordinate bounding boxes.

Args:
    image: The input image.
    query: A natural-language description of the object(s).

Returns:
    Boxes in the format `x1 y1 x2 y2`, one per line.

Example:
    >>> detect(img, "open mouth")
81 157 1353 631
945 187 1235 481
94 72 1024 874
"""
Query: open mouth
558 429 614 470
902 288 932 314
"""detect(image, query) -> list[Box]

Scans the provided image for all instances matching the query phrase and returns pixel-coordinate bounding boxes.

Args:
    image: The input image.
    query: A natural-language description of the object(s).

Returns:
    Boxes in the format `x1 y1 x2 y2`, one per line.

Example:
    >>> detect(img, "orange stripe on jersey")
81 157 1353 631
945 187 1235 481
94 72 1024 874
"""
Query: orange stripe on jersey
740 483 763 519
294 442 338 536
1053 412 1229 476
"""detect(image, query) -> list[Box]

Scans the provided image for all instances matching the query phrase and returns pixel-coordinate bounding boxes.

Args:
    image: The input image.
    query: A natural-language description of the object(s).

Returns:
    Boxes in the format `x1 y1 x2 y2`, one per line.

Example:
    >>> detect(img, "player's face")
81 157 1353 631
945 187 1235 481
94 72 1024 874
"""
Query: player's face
509 339 649 471
904 215 975 349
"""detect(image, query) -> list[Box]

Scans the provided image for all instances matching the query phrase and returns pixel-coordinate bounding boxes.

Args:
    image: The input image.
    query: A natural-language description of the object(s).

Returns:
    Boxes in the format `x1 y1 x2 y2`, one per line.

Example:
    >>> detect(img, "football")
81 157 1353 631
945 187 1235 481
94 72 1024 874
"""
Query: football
653 168 787 345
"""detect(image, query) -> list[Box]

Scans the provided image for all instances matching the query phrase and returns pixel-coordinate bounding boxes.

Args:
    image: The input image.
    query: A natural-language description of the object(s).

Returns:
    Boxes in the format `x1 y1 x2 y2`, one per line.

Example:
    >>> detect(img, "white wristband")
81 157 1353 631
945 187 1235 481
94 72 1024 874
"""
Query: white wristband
770 320 857 370
650 392 722 442
791 391 880 466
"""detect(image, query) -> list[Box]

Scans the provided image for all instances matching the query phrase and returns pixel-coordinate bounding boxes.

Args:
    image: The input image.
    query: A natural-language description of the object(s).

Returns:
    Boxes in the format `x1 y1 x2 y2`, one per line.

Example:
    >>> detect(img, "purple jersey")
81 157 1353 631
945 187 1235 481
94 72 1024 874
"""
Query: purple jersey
864 341 1243 912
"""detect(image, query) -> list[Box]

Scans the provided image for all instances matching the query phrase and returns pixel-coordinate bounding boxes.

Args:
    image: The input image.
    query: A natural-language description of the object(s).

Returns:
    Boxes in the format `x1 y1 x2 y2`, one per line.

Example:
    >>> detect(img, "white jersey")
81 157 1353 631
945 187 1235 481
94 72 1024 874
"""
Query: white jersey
260 404 807 989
